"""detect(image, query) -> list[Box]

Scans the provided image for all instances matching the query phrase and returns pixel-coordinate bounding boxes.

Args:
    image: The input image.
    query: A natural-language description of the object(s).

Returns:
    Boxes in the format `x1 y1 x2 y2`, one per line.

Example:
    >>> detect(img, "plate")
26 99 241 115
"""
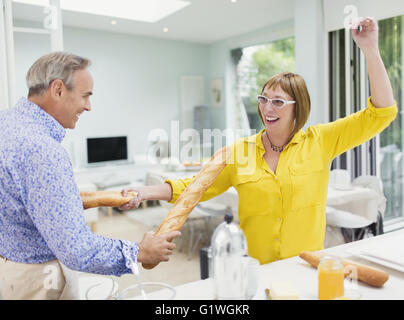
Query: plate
345 248 404 273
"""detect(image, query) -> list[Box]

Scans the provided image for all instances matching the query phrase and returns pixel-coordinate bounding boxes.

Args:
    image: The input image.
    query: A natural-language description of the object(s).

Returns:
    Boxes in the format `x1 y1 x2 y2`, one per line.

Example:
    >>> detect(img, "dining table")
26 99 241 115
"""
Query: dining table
147 229 404 300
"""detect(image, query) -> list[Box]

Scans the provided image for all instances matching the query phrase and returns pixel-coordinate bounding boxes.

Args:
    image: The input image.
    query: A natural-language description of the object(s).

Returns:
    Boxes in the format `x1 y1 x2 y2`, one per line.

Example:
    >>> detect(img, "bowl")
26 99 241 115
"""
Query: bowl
117 282 176 300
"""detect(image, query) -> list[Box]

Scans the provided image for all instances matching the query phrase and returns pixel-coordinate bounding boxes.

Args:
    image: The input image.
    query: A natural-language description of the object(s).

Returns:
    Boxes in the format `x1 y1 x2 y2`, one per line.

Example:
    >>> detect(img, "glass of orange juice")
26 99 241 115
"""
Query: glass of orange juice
318 255 344 300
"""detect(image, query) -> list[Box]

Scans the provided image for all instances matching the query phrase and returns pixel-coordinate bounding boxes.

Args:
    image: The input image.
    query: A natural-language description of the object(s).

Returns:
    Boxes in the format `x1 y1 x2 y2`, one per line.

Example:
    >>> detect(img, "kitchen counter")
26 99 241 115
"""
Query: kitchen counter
158 230 404 300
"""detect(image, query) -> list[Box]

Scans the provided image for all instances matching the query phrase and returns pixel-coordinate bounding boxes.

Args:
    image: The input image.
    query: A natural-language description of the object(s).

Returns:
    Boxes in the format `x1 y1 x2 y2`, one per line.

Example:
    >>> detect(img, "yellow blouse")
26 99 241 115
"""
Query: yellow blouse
166 98 397 264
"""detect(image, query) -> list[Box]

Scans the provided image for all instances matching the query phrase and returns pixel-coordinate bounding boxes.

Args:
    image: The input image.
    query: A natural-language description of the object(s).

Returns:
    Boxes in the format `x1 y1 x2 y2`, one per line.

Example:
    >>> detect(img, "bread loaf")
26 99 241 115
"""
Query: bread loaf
81 191 137 209
142 146 231 269
299 251 389 287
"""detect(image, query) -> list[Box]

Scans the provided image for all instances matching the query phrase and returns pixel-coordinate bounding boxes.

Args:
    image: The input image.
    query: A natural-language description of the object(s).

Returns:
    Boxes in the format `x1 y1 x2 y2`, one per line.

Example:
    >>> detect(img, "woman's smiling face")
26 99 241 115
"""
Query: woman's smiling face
258 85 296 136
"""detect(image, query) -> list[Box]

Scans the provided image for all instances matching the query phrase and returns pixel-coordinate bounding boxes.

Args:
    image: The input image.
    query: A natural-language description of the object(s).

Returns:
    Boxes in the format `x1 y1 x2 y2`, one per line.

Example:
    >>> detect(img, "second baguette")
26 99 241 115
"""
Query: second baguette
81 191 137 209
299 251 389 287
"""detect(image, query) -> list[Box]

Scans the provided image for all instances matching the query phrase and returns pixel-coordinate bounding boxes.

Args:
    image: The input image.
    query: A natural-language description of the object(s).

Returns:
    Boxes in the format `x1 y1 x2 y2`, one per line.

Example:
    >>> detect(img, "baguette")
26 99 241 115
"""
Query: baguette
142 146 231 269
81 191 137 209
299 251 389 287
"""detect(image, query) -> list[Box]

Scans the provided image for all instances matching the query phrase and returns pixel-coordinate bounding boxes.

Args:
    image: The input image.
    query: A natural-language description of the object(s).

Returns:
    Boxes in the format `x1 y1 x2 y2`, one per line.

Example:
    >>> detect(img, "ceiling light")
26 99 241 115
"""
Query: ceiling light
163 27 169 33
111 20 117 25
231 0 237 3
13 0 191 23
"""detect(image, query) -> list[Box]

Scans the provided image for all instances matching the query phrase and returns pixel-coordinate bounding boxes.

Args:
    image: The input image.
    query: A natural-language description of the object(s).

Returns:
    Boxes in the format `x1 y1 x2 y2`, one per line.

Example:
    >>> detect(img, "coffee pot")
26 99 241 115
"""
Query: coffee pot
209 213 248 300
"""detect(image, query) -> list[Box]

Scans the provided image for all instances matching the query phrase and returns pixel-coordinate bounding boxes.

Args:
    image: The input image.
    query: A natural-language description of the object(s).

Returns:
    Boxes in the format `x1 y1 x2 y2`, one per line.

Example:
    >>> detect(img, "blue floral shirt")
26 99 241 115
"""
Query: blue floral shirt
0 97 138 276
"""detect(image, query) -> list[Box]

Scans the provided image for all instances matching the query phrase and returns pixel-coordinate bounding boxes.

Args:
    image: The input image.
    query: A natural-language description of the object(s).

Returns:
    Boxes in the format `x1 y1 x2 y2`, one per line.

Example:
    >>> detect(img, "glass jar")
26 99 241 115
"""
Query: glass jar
318 255 345 300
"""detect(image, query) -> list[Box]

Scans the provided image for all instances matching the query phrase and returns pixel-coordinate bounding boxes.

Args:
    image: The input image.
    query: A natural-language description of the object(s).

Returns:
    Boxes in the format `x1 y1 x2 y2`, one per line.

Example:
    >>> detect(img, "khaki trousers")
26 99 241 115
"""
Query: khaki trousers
0 255 79 300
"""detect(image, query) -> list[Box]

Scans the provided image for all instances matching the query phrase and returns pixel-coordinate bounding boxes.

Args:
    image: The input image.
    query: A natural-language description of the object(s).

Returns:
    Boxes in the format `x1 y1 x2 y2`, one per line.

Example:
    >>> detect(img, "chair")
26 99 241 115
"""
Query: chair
325 175 387 247
351 175 386 236
325 206 373 246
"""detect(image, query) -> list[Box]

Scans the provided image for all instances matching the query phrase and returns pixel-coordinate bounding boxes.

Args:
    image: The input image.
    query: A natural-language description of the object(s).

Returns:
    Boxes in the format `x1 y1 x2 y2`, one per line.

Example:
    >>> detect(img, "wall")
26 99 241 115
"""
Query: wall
294 0 328 127
323 0 404 32
13 24 210 167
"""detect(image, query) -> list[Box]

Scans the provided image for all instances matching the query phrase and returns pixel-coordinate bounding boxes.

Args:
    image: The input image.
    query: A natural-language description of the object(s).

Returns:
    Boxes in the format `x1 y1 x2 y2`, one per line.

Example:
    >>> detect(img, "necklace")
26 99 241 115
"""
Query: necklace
265 131 290 152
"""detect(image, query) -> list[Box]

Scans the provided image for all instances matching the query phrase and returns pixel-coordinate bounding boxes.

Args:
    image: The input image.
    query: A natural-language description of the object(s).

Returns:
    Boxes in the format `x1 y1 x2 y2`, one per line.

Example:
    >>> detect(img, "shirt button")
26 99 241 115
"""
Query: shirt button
278 217 281 222
275 238 279 242
275 177 278 181
277 197 281 201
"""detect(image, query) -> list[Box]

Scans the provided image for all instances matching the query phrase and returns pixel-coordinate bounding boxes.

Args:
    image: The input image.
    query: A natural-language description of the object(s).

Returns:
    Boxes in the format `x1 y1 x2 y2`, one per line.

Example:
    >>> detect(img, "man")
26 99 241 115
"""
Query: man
0 52 180 300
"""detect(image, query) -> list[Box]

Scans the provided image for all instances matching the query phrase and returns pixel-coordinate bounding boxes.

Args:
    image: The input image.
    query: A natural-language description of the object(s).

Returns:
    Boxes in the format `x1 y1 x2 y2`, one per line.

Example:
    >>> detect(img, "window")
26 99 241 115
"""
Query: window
378 16 403 225
235 37 295 132
329 15 404 228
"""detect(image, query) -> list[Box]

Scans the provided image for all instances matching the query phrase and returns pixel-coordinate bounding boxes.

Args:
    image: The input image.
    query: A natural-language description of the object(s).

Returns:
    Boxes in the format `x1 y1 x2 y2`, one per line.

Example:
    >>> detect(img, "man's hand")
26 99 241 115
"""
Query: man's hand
137 231 181 265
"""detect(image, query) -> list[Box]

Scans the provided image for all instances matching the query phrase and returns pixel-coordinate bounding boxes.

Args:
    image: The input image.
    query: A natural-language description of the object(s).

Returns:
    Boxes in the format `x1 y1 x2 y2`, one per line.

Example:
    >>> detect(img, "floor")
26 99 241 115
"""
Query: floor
78 205 221 299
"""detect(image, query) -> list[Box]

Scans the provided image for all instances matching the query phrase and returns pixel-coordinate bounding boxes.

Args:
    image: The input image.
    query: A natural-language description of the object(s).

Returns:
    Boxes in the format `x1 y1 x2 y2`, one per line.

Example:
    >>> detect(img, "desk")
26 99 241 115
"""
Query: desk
159 230 404 300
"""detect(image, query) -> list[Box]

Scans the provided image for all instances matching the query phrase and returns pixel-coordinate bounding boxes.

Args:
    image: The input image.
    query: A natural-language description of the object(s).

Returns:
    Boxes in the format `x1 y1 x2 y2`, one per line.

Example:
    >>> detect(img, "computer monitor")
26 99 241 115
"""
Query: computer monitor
86 136 129 166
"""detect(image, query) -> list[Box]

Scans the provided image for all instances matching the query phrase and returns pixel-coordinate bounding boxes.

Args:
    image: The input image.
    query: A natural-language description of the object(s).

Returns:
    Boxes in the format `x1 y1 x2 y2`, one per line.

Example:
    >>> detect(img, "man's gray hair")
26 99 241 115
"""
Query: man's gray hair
26 52 91 97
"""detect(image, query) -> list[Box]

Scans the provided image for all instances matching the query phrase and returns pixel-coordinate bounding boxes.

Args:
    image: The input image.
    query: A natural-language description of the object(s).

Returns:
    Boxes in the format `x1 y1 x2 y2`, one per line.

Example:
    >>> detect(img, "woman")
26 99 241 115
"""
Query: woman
121 18 397 265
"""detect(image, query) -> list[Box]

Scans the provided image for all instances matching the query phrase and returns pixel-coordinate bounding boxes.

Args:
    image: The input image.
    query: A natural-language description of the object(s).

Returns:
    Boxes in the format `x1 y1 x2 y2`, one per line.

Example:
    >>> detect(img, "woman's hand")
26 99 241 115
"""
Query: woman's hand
351 17 379 53
118 187 145 210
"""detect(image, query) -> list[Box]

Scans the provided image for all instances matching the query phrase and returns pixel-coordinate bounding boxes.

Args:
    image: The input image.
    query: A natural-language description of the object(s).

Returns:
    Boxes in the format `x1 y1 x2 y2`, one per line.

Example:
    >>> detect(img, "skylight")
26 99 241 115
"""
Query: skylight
13 0 191 23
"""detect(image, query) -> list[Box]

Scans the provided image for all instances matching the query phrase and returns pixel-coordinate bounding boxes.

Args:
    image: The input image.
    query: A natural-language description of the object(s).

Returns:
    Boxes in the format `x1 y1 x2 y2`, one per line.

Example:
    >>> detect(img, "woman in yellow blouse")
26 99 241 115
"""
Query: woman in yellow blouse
121 18 397 264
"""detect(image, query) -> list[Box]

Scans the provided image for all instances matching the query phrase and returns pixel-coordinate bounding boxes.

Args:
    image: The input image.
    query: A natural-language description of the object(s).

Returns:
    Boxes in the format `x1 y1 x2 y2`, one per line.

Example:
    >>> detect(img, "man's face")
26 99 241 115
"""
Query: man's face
59 69 93 129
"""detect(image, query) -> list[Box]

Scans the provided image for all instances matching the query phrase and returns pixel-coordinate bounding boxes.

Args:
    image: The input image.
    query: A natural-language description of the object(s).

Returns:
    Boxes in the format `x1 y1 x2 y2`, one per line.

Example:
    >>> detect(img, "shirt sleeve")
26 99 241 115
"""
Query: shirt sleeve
166 148 234 204
20 141 138 276
316 97 397 161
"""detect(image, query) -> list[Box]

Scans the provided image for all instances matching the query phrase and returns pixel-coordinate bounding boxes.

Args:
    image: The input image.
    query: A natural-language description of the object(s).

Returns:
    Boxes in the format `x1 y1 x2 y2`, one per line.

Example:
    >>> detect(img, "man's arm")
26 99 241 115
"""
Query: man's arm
22 143 179 275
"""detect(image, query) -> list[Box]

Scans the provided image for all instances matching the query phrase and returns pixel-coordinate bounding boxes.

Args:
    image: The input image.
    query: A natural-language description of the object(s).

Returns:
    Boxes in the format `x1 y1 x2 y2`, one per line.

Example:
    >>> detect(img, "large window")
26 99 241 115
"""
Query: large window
378 16 403 224
235 37 295 132
329 15 404 228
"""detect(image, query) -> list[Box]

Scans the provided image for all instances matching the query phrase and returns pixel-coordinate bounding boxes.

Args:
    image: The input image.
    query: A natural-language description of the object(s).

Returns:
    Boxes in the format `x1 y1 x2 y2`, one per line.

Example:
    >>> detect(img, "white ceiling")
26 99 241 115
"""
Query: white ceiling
12 0 294 44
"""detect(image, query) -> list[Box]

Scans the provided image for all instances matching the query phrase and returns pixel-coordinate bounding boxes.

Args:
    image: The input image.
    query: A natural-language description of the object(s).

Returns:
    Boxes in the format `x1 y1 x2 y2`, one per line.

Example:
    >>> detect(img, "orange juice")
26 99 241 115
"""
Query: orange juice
318 256 344 300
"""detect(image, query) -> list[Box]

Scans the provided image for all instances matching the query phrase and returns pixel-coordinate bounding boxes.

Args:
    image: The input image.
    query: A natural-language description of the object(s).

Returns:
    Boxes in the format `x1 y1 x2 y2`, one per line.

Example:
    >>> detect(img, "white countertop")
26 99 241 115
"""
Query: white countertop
166 230 404 300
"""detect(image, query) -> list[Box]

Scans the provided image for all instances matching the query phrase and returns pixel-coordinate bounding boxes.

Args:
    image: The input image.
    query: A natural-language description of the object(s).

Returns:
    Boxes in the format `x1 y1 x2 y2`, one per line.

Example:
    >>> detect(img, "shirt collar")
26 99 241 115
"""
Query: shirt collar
15 97 66 143
246 128 305 150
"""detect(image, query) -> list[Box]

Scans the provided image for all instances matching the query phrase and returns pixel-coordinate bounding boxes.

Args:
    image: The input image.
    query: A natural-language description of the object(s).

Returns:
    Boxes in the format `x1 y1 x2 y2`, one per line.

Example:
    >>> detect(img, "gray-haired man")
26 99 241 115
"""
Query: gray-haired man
0 52 180 300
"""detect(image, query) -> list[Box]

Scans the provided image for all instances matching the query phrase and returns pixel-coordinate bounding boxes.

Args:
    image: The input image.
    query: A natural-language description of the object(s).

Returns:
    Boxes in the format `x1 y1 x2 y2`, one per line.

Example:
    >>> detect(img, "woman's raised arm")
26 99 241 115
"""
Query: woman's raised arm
352 17 395 108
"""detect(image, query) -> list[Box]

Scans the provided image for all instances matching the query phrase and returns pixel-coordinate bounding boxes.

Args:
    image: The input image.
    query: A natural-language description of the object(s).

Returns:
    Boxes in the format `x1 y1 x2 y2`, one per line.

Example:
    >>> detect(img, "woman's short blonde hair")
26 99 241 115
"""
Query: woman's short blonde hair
258 72 311 137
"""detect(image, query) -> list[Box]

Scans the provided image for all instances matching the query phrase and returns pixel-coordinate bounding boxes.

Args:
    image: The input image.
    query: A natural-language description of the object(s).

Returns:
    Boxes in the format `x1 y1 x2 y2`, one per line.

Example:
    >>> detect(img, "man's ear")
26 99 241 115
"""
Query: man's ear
49 79 64 99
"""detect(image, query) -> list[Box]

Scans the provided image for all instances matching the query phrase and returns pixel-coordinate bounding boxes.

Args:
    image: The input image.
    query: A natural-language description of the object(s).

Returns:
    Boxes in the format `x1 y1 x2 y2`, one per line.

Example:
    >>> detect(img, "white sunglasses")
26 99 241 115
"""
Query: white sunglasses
257 95 295 108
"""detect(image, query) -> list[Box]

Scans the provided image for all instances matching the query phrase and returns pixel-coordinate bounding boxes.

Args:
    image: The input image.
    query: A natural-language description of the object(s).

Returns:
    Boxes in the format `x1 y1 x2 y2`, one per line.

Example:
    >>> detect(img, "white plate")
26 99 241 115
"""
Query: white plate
345 248 404 273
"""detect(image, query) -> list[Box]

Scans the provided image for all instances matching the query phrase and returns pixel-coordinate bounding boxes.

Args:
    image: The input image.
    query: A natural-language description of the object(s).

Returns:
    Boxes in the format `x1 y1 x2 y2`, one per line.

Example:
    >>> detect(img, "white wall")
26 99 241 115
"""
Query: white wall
294 0 328 127
324 0 404 32
13 25 210 167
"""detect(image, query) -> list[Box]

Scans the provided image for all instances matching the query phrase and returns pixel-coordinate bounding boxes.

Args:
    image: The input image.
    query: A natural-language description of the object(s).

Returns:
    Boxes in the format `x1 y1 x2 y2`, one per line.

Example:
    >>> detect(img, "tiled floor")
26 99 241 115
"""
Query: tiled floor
79 205 218 298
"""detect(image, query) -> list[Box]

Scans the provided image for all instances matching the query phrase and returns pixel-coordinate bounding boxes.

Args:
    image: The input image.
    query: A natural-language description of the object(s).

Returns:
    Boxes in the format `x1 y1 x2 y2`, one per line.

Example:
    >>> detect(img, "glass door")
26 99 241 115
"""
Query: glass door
378 16 404 227
329 15 404 229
